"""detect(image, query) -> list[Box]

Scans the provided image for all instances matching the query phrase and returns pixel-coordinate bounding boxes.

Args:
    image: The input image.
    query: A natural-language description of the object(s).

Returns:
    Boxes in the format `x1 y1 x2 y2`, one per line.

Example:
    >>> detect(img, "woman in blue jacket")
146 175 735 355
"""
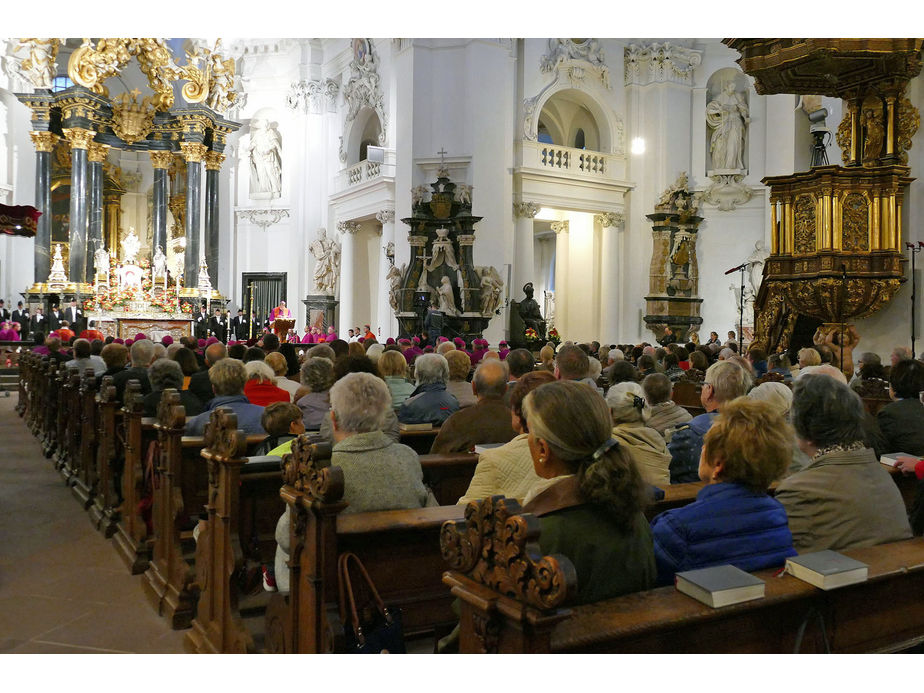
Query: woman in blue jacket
650 397 796 586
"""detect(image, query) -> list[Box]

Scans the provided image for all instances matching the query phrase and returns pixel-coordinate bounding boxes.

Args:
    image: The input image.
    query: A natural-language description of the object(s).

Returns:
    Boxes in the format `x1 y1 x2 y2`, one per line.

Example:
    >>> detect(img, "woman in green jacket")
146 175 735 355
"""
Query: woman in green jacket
521 380 655 604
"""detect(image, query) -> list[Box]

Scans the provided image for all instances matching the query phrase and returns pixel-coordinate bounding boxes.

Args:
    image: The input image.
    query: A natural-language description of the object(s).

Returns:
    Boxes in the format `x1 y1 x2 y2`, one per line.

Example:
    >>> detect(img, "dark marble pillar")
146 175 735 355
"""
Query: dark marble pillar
181 143 207 286
149 151 172 261
86 142 107 284
64 128 94 283
204 151 224 288
30 132 57 283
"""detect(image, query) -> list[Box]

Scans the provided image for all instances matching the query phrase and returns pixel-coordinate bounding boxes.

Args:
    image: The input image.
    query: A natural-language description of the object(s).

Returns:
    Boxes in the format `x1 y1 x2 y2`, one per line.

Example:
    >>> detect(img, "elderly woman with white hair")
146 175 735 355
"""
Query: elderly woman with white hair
273 372 428 593
243 359 290 406
606 381 672 487
748 380 810 476
398 352 459 425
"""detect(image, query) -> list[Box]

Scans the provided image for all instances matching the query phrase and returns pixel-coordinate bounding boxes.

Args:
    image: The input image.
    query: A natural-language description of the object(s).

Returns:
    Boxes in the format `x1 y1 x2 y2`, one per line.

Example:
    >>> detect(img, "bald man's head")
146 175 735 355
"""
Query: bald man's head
473 359 509 400
205 342 227 367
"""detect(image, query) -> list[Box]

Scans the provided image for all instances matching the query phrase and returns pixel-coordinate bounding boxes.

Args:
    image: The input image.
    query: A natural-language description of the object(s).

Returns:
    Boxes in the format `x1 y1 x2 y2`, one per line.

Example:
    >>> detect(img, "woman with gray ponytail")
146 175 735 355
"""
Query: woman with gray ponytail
606 381 672 487
521 381 655 604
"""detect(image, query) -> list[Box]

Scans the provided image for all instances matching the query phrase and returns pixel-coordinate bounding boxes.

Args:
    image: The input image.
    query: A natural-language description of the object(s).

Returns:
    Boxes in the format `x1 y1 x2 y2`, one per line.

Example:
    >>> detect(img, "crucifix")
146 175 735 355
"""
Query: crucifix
417 248 433 290
437 147 449 178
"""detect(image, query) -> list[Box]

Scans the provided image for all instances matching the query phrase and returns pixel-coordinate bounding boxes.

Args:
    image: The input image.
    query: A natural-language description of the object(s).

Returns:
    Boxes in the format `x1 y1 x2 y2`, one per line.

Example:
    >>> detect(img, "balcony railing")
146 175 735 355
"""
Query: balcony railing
345 160 382 186
517 140 622 183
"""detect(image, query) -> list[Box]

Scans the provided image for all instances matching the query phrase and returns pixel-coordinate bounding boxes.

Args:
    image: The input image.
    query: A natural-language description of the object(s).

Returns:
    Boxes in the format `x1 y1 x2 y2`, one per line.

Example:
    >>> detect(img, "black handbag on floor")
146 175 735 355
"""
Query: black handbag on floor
338 552 406 654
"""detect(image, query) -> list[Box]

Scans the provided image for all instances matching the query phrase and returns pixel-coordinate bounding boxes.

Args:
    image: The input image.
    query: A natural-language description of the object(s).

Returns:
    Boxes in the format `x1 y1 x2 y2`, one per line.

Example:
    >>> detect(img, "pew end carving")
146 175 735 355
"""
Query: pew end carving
440 496 577 653
89 376 120 537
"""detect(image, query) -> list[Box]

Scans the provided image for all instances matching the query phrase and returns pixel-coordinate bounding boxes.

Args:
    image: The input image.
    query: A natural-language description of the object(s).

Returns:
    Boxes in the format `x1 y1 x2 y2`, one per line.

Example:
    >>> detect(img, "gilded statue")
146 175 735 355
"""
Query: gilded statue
860 107 884 165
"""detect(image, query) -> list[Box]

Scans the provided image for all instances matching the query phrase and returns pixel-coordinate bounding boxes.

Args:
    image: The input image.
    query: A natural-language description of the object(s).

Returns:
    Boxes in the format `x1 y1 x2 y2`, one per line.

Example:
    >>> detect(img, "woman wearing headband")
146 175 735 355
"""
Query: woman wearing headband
521 380 655 604
650 398 796 586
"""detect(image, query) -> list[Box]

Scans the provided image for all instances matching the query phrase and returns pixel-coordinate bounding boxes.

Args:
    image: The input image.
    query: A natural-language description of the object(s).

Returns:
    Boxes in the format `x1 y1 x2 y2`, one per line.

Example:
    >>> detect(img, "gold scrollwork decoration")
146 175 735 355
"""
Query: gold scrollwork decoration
836 104 853 164
29 130 59 153
205 151 226 172
149 150 175 169
62 127 96 150
793 194 816 255
897 96 920 165
179 142 208 164
841 192 869 251
110 90 156 145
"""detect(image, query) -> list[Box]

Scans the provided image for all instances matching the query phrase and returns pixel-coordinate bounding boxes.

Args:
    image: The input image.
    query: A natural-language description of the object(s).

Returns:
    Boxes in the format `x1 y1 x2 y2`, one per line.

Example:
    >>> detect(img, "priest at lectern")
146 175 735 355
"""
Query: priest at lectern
271 300 294 343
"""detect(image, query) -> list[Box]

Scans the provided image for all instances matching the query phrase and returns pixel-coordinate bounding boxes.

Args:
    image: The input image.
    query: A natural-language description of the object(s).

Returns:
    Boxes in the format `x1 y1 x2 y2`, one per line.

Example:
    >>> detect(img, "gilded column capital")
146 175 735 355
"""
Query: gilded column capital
30 131 59 153
551 220 570 234
62 127 96 150
205 151 226 171
596 212 625 228
376 209 395 225
513 201 540 219
87 141 110 163
149 150 175 169
180 142 208 164
337 220 362 235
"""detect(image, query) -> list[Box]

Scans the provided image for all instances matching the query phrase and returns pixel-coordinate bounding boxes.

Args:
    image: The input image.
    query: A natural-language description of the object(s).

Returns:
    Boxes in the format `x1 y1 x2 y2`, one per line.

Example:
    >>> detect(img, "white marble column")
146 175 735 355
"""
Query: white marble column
596 212 625 344
337 220 360 337
512 201 539 297
551 220 569 338
375 209 396 339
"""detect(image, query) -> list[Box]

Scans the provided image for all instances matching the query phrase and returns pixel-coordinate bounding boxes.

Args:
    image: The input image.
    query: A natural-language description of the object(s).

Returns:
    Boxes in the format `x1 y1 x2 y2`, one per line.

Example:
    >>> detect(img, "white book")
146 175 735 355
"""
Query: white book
675 565 765 608
880 452 920 468
785 550 868 590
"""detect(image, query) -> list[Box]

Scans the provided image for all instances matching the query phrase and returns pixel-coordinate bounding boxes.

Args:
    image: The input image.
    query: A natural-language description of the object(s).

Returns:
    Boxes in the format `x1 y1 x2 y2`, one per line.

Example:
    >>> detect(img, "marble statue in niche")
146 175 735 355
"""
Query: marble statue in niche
309 227 341 295
93 243 110 276
478 266 504 316
438 276 459 316
247 118 282 199
706 81 749 171
153 245 167 277
121 228 141 264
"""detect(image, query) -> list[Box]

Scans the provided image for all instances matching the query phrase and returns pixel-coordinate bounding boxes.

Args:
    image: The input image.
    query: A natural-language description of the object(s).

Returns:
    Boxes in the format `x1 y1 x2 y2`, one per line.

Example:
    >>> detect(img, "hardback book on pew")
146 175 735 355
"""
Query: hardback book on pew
880 452 921 468
675 565 765 608
784 550 868 590
399 422 433 432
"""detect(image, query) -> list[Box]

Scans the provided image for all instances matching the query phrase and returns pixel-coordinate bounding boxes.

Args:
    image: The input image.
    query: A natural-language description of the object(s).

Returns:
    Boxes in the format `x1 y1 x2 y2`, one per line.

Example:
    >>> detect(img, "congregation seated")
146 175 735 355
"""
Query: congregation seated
681 349 708 382
641 373 691 439
637 354 657 379
265 352 300 402
606 381 671 487
555 344 602 395
257 402 305 456
295 356 334 430
502 348 535 405
429 359 516 454
792 346 821 378
520 380 655 604
111 339 154 402
748 381 809 475
45 336 70 365
774 374 912 554
95 342 129 386
668 360 751 484
172 347 200 391
876 358 924 456
398 353 459 425
457 370 554 504
274 372 428 592
64 338 106 376
378 349 415 409
747 346 768 380
188 342 226 405
650 398 796 586
444 350 477 408
318 355 400 443
244 360 290 406
142 359 203 418
186 358 266 436
662 352 685 382
538 344 555 373
766 352 793 382
850 357 890 397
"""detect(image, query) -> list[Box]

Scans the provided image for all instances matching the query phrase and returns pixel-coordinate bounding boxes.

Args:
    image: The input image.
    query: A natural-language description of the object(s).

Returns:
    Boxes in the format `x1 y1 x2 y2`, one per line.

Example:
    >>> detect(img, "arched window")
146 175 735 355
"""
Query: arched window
537 122 553 145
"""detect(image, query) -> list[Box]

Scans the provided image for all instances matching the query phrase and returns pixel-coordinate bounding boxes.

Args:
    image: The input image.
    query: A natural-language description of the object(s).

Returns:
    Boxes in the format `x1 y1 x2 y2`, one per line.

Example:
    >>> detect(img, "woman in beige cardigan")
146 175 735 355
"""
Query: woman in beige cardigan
606 381 672 487
457 370 555 504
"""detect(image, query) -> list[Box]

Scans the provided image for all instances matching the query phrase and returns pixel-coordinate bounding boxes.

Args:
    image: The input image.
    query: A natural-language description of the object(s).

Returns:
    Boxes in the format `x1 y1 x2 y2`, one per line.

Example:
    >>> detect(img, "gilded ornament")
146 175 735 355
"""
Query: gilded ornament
841 193 869 251
87 141 109 163
860 104 884 165
179 142 208 164
896 96 920 165
836 105 853 163
793 194 816 254
110 90 156 145
204 151 226 172
13 38 65 89
29 130 59 153
149 150 175 169
62 127 96 150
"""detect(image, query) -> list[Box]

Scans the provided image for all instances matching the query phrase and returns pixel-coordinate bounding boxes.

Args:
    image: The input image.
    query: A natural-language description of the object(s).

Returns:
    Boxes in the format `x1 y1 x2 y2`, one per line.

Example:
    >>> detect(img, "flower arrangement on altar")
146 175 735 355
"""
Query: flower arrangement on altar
548 327 561 345
524 327 540 344
148 293 180 313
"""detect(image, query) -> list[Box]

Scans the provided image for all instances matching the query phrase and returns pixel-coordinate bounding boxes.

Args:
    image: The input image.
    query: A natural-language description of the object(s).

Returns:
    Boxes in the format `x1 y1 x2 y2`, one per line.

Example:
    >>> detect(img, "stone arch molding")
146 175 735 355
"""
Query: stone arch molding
339 38 387 163
523 53 624 156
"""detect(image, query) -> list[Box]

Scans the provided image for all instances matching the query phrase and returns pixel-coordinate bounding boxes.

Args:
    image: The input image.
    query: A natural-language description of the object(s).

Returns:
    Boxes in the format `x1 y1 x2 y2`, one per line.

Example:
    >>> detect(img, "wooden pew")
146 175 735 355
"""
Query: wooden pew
419 452 478 506
112 381 155 574
263 437 463 654
670 380 705 417
72 369 99 509
400 426 441 454
56 370 81 484
89 376 121 537
15 350 31 417
441 497 924 653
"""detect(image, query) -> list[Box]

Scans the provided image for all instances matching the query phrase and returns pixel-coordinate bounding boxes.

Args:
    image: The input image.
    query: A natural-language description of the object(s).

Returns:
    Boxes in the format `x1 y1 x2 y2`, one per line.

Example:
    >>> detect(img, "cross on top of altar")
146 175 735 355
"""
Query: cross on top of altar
437 147 449 178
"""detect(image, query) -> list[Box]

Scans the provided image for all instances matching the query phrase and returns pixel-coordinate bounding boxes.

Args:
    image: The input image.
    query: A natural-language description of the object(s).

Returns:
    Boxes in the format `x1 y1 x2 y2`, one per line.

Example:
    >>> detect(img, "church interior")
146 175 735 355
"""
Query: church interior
1 19 924 669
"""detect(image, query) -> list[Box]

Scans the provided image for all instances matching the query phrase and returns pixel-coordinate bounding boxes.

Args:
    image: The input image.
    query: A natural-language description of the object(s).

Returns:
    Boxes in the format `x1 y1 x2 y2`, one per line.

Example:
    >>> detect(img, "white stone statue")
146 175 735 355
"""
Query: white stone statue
730 282 755 326
706 82 749 171
93 245 109 278
13 38 64 89
153 245 167 277
478 266 504 316
411 185 429 206
121 228 141 264
746 240 770 296
309 227 341 295
247 118 282 199
424 228 460 272
456 184 473 205
386 263 405 312
205 41 236 114
438 276 459 316
49 243 67 283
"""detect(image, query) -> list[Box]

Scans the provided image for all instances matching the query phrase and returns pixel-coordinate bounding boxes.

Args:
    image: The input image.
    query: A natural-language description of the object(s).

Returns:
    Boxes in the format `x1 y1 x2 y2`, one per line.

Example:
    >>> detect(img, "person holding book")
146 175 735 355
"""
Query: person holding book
775 375 912 553
876 358 924 457
520 380 655 604
650 398 796 586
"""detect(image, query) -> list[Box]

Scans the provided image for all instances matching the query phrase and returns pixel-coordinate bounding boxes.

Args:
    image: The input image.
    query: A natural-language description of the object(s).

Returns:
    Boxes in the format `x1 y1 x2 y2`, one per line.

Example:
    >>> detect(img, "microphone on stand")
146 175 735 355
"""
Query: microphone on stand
724 263 748 275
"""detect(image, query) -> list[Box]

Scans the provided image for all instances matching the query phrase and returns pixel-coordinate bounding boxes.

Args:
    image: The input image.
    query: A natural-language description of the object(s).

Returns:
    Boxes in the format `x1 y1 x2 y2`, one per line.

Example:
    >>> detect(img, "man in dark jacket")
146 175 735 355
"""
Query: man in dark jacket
398 353 459 425
877 358 924 456
430 360 516 453
668 360 751 483
111 339 155 402
194 305 210 339
12 301 29 334
188 341 227 405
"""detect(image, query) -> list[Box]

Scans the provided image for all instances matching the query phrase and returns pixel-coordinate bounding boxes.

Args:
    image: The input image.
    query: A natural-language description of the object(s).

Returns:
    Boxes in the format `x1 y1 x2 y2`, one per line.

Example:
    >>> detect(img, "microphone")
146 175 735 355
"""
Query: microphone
724 263 747 275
